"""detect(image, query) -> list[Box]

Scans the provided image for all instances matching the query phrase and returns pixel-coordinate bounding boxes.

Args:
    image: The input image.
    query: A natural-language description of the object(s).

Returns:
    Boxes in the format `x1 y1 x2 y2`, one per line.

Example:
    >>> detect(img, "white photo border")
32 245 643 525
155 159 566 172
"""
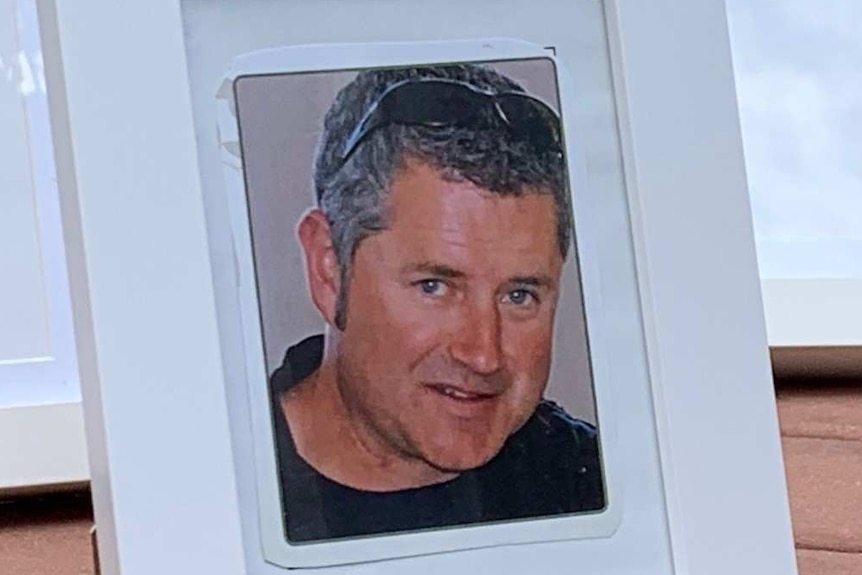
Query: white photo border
217 39 622 569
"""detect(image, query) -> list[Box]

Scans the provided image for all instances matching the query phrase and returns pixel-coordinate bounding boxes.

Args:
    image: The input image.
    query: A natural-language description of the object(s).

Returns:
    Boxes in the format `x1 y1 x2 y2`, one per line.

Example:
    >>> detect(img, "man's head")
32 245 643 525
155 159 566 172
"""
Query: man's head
313 64 571 328
296 63 572 481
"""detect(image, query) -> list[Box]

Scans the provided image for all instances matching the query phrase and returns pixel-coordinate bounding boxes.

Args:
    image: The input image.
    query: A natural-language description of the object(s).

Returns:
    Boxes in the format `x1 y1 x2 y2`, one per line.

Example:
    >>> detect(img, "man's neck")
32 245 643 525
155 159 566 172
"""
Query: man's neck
280 360 458 492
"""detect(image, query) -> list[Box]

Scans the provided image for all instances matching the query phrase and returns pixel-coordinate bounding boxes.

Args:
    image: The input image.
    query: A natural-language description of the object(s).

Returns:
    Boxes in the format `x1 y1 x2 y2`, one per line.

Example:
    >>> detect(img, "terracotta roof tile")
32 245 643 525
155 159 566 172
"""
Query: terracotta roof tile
782 436 862 553
777 383 862 441
796 549 862 575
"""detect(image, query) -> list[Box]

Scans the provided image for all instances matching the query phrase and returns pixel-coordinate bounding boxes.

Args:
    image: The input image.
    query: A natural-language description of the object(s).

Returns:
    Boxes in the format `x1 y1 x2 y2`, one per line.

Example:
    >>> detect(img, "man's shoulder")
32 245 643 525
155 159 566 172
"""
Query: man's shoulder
474 399 604 517
510 399 600 470
531 400 599 446
270 335 324 396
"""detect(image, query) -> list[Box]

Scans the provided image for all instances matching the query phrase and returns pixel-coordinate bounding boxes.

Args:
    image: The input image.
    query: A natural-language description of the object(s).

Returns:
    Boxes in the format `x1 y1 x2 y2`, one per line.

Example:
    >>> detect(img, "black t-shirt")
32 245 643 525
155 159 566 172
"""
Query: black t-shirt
270 335 604 542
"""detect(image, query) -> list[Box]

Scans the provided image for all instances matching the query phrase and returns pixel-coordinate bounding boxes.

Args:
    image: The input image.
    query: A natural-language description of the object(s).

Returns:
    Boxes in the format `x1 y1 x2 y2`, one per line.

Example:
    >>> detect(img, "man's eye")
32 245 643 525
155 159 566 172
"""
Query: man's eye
505 289 537 306
417 279 445 296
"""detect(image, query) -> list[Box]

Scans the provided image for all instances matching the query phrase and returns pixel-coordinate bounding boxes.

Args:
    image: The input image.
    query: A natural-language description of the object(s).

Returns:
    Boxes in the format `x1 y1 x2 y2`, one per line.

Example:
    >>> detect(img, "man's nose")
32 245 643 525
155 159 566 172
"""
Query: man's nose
449 300 503 375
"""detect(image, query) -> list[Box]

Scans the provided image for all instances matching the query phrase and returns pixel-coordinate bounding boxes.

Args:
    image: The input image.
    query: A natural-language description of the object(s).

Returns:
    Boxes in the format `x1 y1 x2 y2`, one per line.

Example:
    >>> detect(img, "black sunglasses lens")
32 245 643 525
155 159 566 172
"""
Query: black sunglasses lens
497 96 561 151
342 81 563 166
381 82 482 127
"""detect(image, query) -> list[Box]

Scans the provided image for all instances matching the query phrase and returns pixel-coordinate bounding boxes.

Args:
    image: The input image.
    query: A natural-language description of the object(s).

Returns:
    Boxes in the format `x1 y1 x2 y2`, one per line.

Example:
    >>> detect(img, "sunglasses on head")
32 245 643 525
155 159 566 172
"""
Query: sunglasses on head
340 78 564 166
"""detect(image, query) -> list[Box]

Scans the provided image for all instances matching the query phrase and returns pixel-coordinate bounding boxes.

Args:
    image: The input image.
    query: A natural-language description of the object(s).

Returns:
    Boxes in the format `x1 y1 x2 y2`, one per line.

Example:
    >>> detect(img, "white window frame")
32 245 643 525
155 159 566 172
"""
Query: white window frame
0 0 87 493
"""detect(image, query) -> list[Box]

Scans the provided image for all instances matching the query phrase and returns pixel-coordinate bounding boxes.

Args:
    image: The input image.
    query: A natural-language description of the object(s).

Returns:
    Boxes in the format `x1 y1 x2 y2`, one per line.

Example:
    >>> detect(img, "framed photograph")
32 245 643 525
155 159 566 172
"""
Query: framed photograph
217 43 620 567
38 0 799 573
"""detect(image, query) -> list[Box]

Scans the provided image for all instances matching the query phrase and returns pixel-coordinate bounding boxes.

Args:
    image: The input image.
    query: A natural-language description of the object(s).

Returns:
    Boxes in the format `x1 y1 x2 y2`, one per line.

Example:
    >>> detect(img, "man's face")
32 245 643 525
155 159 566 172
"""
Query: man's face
335 159 564 475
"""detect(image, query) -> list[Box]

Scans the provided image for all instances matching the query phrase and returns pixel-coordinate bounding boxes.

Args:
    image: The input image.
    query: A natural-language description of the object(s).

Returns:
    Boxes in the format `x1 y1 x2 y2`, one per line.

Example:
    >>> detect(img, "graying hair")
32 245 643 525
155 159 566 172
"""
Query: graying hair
312 64 571 329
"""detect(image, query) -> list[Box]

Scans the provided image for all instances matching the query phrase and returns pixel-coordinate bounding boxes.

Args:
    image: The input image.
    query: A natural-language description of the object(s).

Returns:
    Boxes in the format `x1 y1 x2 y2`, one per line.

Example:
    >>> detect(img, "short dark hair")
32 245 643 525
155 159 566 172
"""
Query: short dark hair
313 63 571 328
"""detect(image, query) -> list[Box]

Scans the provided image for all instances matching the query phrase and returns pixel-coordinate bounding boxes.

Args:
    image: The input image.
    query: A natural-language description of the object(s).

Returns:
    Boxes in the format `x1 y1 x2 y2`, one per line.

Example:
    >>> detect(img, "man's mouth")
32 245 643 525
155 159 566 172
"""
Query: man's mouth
423 383 499 402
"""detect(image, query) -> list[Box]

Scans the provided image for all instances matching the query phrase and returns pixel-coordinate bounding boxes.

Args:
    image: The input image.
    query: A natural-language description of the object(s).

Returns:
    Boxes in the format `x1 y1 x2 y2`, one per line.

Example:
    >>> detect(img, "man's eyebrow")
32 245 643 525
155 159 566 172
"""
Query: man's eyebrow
509 275 557 289
403 262 467 279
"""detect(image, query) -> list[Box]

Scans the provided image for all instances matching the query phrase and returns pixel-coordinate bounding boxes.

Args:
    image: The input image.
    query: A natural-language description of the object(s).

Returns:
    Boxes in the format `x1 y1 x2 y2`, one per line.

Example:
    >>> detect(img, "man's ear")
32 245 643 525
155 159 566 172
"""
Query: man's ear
297 209 341 328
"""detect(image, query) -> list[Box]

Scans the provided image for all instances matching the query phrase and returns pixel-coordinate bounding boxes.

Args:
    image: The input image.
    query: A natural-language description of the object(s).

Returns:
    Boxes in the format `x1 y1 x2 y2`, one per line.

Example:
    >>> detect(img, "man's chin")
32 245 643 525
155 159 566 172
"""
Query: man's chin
423 445 504 475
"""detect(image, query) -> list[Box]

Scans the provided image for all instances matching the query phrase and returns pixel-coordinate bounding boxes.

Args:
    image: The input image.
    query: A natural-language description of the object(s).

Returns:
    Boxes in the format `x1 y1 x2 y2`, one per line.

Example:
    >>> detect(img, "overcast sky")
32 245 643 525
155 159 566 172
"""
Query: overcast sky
726 0 862 277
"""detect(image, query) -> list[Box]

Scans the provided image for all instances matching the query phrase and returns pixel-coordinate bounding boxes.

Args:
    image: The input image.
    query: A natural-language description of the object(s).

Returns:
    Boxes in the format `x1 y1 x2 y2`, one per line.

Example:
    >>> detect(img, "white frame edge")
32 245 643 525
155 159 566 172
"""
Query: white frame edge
37 0 247 574
606 0 797 573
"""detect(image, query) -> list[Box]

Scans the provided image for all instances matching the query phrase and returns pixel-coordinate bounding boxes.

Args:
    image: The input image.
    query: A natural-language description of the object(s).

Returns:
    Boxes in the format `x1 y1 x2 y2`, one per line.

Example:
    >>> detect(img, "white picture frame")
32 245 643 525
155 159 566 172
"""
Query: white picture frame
37 0 798 574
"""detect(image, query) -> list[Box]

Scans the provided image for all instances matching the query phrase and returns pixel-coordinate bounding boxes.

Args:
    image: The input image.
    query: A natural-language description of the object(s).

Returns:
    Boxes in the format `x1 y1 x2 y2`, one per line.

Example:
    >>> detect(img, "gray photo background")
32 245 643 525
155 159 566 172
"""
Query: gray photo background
234 58 597 425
